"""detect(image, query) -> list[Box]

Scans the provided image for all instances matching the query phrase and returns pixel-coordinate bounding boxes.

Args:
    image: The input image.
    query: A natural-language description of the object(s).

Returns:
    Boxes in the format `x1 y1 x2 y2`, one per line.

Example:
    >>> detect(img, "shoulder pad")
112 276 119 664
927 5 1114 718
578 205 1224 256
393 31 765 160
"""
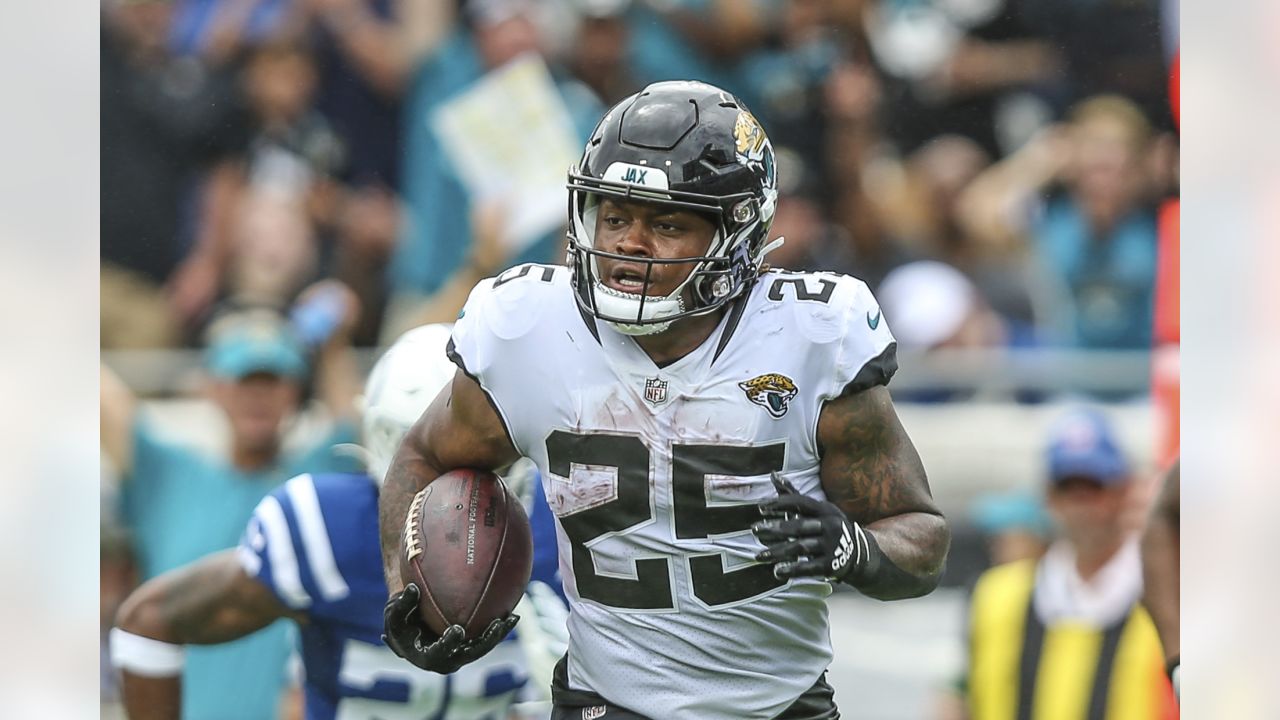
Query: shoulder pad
466 264 565 341
758 271 872 345
756 270 895 397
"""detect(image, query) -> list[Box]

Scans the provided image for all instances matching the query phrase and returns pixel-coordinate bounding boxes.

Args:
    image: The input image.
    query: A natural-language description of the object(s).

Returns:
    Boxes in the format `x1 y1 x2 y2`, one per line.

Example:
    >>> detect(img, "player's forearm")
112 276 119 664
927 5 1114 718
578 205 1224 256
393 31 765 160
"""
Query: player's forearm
379 448 446 594
852 511 950 600
121 673 182 720
1141 516 1180 660
115 552 285 646
114 578 186 720
817 387 950 598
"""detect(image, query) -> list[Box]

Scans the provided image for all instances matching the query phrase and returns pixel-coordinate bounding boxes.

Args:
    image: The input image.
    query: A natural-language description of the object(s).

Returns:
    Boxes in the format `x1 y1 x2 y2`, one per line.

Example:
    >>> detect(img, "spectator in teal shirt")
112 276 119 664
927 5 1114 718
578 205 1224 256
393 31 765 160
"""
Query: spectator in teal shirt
102 286 363 720
1032 97 1158 350
957 94 1161 351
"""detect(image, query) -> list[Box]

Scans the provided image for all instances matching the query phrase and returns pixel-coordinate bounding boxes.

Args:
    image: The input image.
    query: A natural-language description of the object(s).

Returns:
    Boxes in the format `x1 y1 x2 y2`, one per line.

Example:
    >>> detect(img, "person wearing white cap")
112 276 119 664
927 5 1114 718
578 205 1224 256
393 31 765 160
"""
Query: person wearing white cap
877 260 1007 351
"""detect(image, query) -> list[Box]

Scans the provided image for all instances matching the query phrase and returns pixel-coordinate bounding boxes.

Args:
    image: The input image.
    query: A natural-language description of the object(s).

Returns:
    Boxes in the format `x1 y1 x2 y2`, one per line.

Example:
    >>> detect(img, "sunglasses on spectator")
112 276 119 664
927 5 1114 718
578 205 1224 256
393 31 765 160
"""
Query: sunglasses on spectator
1050 476 1112 494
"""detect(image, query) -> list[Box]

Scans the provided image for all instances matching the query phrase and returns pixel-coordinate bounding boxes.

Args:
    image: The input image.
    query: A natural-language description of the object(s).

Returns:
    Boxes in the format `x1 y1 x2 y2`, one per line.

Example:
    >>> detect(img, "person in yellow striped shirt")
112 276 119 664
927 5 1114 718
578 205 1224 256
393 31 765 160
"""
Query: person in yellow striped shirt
966 408 1177 720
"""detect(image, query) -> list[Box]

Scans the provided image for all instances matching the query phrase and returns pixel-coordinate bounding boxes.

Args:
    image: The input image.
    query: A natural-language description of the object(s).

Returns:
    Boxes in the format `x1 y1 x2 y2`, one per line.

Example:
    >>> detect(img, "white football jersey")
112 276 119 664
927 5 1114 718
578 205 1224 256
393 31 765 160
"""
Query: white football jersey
448 264 897 720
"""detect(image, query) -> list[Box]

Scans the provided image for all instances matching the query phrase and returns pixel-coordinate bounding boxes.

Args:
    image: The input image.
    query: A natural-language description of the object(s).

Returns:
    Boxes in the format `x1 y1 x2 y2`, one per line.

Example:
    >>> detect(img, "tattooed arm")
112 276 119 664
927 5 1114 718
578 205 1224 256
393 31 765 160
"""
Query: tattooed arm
113 551 303 720
378 369 521 595
816 385 950 599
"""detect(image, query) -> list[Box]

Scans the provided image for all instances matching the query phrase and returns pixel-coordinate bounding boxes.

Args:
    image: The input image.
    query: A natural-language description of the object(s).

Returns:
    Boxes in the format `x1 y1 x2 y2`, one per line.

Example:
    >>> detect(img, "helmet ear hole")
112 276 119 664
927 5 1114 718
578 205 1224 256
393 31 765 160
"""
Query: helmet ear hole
710 276 732 299
690 259 735 306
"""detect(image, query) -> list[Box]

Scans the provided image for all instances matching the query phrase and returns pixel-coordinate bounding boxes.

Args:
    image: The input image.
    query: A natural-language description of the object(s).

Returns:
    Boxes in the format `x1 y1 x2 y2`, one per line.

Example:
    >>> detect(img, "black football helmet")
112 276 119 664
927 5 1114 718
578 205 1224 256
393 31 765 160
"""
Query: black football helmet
566 80 780 335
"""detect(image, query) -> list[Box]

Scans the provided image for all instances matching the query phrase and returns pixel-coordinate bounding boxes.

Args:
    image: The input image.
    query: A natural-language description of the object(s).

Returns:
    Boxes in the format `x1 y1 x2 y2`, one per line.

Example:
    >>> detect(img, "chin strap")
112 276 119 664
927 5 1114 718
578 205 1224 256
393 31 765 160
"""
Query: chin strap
593 280 683 336
605 317 674 336
754 236 785 266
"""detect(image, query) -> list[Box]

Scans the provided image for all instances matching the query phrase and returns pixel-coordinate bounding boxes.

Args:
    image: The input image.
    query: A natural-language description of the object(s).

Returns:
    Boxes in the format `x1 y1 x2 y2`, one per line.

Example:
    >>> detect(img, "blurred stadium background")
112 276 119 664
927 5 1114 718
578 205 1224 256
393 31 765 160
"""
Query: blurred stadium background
100 0 1179 717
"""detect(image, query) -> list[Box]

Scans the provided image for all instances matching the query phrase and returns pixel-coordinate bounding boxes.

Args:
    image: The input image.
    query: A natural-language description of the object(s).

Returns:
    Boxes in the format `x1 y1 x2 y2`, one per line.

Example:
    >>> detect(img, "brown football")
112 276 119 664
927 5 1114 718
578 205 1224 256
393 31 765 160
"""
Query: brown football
400 468 533 637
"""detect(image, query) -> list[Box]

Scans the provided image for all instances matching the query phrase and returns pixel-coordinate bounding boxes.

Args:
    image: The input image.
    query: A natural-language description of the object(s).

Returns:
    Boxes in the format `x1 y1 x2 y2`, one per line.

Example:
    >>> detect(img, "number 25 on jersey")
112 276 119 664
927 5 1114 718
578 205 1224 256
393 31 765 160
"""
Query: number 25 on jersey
546 430 786 611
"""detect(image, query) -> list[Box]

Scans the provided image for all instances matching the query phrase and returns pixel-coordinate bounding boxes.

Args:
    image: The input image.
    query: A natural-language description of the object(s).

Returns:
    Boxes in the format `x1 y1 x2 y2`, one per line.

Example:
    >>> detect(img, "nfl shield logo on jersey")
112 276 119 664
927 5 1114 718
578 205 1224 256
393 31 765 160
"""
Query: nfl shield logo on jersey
644 377 668 405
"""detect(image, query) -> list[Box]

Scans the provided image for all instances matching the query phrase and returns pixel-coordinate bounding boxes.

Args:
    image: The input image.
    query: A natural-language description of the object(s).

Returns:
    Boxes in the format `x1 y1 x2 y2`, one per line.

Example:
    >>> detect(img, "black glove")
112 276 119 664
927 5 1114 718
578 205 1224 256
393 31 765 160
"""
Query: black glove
752 474 870 582
382 583 520 674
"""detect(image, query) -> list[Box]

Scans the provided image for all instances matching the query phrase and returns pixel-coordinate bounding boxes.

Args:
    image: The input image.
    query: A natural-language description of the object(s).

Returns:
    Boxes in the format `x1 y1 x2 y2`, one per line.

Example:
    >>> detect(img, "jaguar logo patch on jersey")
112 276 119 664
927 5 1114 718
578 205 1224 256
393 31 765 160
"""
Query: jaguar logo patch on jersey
738 373 798 418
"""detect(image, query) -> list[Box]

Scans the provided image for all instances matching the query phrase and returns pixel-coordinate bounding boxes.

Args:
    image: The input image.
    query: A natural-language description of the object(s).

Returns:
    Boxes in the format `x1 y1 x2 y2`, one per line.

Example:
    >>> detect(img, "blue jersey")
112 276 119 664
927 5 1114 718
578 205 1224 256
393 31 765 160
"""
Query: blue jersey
238 472 561 720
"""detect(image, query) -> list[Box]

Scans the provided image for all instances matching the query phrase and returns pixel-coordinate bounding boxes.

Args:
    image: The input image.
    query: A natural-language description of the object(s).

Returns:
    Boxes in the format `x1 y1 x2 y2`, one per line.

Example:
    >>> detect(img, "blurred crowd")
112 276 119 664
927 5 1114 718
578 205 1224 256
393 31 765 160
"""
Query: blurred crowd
101 0 1179 361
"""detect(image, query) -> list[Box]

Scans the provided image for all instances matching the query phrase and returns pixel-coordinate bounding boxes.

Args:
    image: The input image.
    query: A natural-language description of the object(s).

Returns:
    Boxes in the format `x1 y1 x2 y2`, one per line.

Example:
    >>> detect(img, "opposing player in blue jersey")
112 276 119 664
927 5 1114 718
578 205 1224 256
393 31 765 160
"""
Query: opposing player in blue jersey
111 324 567 720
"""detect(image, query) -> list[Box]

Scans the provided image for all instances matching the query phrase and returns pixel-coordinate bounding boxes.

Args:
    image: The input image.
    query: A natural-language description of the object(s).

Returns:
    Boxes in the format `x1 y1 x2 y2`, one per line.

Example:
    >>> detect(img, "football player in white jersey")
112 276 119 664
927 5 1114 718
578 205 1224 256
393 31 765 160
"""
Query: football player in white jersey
379 81 951 720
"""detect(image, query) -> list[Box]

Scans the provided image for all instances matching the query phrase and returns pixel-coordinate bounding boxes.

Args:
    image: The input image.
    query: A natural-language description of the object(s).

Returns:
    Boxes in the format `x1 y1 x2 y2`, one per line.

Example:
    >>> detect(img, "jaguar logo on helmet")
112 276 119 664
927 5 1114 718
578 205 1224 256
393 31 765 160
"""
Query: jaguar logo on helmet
734 110 768 163
739 373 799 418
